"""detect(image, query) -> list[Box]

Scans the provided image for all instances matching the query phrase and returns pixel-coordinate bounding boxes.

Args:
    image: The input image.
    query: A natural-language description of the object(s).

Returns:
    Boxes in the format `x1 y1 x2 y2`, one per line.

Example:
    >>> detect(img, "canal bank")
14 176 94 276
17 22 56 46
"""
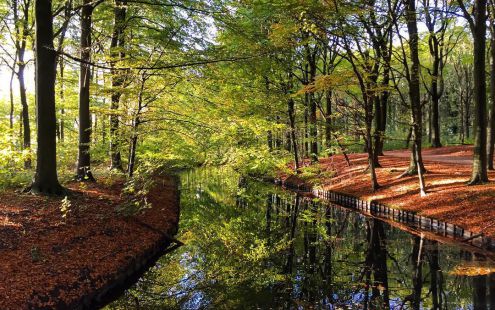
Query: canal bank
279 146 495 241
0 175 180 309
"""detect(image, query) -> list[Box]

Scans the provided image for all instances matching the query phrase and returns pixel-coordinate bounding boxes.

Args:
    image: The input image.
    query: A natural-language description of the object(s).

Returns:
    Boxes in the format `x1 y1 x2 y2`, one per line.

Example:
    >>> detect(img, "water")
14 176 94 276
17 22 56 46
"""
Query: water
107 168 495 309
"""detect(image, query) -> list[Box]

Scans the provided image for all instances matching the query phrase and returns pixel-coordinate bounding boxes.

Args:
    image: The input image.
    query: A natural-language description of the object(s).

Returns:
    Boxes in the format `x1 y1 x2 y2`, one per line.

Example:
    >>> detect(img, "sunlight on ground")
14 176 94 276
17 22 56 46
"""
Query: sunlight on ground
1 216 21 228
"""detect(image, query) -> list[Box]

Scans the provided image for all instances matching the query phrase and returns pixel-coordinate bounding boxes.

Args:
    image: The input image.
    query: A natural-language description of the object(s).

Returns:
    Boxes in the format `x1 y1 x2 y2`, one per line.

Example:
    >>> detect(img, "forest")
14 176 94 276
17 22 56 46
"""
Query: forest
0 0 490 194
2 0 495 309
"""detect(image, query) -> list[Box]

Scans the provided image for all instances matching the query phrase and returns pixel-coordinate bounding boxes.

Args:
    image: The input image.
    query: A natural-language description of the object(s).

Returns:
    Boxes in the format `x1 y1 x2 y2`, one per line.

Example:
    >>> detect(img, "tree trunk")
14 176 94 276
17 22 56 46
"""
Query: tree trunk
403 0 427 197
12 0 32 168
9 65 15 132
373 95 383 168
304 99 309 158
366 103 380 192
487 10 495 170
127 133 138 178
18 64 31 169
76 0 95 181
429 24 443 148
306 46 318 162
128 75 147 177
376 69 390 156
267 130 273 151
288 97 299 172
30 0 64 195
59 59 65 143
468 0 489 184
325 90 332 148
109 0 127 171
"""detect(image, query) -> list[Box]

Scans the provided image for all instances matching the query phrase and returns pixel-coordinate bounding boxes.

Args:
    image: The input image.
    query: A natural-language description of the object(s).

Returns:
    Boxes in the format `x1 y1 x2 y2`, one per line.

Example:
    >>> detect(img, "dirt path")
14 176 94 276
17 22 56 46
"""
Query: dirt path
385 145 474 166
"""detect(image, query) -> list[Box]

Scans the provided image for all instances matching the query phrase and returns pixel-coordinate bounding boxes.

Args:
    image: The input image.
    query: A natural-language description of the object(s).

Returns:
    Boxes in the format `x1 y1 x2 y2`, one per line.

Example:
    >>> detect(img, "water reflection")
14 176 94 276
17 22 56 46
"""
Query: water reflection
108 168 495 309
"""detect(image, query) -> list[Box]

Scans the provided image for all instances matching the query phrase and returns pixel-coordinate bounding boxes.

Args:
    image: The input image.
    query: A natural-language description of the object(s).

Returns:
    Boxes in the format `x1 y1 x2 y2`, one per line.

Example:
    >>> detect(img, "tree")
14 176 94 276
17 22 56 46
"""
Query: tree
75 0 97 181
421 0 453 148
30 0 64 195
488 0 495 170
9 0 33 168
457 0 489 184
109 0 127 171
403 0 427 196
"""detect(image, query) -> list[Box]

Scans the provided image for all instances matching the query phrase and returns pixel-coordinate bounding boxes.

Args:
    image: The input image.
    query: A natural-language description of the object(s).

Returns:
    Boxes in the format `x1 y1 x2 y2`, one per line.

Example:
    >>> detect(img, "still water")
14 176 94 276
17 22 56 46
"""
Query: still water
108 168 495 309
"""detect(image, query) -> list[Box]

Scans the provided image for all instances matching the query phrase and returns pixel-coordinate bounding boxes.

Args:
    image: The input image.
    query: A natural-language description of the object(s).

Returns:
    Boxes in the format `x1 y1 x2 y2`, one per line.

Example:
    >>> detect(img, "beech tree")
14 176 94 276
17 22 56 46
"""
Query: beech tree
75 0 98 181
30 0 63 195
403 0 427 196
488 0 495 170
457 0 489 184
109 0 127 171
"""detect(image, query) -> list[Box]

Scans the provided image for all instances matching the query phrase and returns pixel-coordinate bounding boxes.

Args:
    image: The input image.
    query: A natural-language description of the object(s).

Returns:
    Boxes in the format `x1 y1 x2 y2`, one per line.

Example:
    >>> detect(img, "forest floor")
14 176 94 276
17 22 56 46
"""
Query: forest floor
282 145 495 239
0 175 180 309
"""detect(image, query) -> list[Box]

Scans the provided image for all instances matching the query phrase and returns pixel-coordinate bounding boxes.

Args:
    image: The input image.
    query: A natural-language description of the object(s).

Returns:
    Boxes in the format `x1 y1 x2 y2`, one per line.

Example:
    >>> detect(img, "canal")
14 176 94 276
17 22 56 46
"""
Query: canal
107 168 495 309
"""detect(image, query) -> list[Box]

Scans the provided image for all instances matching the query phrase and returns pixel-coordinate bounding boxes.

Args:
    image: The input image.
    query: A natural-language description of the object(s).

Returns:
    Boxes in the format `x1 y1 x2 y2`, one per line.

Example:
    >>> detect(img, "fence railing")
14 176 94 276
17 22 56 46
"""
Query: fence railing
280 179 495 251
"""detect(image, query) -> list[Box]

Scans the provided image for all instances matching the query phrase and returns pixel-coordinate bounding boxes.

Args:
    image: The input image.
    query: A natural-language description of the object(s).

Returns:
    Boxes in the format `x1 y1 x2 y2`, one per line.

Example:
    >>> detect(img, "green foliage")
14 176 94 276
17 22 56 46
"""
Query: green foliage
117 164 158 216
230 147 289 178
298 163 335 186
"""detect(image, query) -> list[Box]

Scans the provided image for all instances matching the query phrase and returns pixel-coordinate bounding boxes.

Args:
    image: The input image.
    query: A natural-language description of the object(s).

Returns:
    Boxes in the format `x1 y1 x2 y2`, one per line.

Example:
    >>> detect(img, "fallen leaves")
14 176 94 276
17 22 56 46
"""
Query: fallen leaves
281 145 495 239
0 176 179 309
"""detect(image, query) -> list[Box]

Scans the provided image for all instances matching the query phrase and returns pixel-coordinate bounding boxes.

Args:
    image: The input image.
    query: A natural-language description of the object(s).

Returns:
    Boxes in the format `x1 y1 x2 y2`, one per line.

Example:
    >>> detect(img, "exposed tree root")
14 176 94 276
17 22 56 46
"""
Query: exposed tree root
26 183 68 196
399 166 427 178
467 175 489 186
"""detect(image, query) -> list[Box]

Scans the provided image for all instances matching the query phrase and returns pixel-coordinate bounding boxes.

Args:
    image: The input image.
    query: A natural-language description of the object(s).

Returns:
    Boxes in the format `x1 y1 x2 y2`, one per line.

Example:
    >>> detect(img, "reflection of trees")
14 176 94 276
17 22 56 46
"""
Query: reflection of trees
323 205 334 304
266 194 272 244
410 236 424 310
113 168 495 309
472 253 488 310
490 273 495 308
284 195 300 274
426 240 444 309
302 200 318 303
473 273 487 310
361 219 390 309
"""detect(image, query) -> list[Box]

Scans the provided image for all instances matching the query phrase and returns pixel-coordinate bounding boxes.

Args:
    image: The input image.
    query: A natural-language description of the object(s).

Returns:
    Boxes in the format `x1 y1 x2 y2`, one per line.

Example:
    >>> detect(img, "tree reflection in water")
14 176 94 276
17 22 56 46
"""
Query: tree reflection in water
108 168 495 310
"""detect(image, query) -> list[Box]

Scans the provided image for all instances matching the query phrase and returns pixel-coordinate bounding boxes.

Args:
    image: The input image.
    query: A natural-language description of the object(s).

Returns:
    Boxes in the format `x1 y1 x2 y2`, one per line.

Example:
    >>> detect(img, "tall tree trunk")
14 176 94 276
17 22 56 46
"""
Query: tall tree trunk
404 0 427 196
76 0 95 181
373 95 383 168
127 122 139 178
18 63 31 169
288 97 299 172
275 115 282 149
428 18 443 148
325 90 332 148
366 100 380 191
304 98 309 158
460 89 465 143
306 46 318 162
466 0 489 184
109 0 127 171
12 0 32 168
487 9 495 170
431 78 442 147
267 130 273 151
59 58 65 142
375 61 390 157
9 65 15 132
128 75 146 177
30 0 64 195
